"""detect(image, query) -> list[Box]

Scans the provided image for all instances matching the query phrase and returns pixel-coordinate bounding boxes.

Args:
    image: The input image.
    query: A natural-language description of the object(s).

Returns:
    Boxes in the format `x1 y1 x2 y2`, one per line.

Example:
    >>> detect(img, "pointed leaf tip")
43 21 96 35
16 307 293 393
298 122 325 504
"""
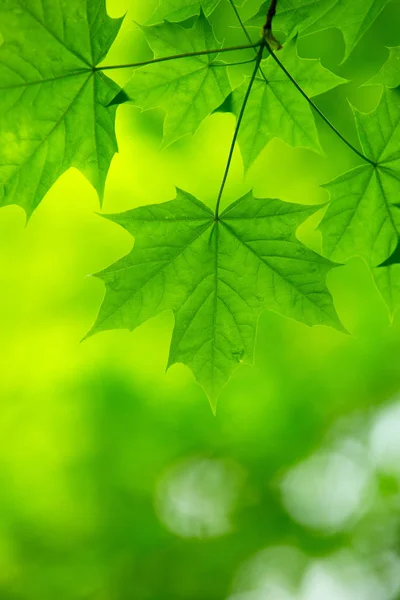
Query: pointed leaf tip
108 89 131 107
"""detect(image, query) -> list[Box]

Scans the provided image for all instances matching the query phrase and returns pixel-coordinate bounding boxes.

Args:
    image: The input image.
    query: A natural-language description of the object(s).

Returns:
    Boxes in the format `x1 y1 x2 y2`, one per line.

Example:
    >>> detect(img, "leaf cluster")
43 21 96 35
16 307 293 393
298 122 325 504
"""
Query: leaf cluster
1 0 399 408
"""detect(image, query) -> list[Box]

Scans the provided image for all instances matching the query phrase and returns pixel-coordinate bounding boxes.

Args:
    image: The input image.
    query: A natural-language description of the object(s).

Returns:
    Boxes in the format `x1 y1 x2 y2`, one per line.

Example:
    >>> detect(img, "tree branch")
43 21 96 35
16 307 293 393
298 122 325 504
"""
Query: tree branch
263 0 282 50
264 0 278 33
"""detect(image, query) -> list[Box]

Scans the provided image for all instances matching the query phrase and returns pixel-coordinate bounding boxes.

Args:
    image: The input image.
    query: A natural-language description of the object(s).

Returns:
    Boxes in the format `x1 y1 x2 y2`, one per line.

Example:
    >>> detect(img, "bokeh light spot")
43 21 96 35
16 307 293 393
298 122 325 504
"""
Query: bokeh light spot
280 450 372 533
156 457 245 539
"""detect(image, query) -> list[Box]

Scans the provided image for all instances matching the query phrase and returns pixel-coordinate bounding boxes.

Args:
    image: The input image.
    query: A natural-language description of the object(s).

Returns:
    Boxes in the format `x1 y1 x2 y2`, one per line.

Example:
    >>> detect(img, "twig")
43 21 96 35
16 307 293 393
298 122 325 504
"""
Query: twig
263 0 282 50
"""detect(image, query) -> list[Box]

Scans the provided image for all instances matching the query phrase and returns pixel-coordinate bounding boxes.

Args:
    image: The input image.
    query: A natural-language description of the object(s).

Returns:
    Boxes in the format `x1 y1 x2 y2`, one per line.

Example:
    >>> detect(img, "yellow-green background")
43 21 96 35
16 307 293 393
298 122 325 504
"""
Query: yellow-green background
1 0 400 598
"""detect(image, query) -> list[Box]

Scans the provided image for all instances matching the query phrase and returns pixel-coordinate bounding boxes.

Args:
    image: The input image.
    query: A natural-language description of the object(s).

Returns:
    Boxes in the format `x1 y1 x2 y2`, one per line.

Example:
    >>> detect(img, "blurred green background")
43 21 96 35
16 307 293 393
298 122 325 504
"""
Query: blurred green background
1 0 400 598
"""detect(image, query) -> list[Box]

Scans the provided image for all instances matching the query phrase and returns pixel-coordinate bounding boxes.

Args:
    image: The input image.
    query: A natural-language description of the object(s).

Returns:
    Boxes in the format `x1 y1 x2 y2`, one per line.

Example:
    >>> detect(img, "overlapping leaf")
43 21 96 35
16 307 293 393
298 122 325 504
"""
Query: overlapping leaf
0 0 123 215
371 47 400 88
89 190 341 406
150 0 221 23
230 38 344 169
3 0 400 407
319 87 400 313
247 0 390 60
122 13 231 147
149 0 245 23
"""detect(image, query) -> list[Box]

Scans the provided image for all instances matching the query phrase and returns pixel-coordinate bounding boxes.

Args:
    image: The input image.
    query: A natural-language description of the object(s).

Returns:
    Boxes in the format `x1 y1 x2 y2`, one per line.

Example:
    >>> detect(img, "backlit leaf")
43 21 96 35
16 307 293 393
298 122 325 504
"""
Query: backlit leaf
230 38 344 169
150 0 221 23
122 13 231 147
89 190 341 407
247 0 390 60
0 0 123 215
370 47 400 89
319 88 400 313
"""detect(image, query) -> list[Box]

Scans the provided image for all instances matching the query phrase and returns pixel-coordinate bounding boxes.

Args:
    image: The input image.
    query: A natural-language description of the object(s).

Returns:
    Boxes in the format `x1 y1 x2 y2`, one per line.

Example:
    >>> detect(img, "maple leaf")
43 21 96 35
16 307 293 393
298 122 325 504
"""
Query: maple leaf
370 47 400 89
230 38 345 169
122 13 231 147
150 0 221 23
89 190 341 408
319 87 400 314
0 0 122 215
149 0 245 23
247 0 390 61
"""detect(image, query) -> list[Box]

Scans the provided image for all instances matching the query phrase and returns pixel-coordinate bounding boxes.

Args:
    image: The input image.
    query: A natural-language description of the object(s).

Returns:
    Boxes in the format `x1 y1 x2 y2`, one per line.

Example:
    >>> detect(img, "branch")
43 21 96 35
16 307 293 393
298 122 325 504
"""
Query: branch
265 0 278 31
263 0 282 50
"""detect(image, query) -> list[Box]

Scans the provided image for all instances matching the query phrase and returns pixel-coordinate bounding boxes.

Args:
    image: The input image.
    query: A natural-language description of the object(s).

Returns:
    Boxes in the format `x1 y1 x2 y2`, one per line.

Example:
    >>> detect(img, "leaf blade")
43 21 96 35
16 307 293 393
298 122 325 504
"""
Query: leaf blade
319 88 400 313
230 39 345 169
0 0 122 214
122 13 231 147
246 0 390 60
90 191 342 406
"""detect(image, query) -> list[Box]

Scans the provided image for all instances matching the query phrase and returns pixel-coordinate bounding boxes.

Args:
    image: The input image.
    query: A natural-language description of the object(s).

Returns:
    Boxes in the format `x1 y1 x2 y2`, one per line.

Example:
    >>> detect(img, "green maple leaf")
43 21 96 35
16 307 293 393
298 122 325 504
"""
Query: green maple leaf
122 13 231 147
89 190 341 408
247 0 390 60
370 47 400 89
149 0 245 23
230 38 344 169
319 87 400 313
150 0 221 23
0 0 122 215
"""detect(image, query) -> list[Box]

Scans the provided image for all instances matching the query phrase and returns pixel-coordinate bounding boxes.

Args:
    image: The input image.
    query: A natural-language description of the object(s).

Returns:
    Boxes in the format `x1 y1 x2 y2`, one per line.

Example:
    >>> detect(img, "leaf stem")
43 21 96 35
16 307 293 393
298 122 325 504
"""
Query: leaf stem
265 45 377 166
95 42 261 72
211 57 257 67
227 0 254 45
215 42 266 219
